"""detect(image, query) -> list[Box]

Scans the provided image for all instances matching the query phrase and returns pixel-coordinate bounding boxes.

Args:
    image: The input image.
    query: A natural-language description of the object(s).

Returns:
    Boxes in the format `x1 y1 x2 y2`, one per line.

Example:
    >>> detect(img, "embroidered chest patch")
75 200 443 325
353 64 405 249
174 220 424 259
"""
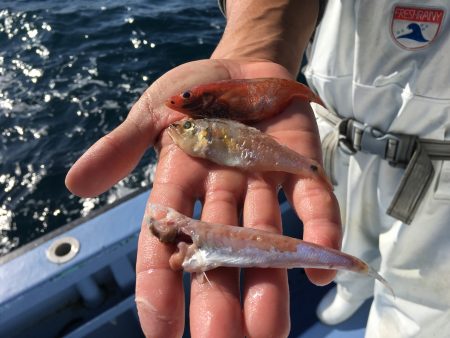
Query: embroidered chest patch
391 5 445 50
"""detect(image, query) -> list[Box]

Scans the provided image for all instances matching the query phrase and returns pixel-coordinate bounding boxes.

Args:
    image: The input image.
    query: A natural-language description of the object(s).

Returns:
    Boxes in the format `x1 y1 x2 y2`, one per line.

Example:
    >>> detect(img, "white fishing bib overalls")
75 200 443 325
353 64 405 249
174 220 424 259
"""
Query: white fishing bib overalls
305 1 450 337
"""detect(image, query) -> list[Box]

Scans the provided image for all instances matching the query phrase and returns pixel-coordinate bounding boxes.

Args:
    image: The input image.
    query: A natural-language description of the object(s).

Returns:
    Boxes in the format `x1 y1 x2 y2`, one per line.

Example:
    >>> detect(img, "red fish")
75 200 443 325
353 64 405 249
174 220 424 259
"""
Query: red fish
165 78 324 122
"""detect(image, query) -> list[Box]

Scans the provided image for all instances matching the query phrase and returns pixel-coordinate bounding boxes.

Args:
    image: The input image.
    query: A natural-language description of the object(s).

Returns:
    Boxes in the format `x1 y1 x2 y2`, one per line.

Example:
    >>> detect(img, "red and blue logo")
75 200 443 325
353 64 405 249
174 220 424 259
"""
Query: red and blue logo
391 5 445 50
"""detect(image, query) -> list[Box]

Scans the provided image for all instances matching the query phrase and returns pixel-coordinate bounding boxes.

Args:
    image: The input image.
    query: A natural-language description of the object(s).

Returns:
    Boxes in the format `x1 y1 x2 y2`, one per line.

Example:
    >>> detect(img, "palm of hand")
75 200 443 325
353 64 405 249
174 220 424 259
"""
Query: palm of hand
66 59 341 338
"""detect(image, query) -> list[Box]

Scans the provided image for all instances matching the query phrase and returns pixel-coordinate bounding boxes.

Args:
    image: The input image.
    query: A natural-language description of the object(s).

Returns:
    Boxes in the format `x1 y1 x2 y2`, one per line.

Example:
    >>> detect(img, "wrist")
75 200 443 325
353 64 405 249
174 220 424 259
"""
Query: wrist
211 0 319 77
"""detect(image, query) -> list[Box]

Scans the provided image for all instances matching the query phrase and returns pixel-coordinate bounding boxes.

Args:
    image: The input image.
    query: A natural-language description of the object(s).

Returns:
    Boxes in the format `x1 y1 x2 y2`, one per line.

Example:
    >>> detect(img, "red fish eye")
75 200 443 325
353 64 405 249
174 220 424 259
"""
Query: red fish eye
182 91 191 99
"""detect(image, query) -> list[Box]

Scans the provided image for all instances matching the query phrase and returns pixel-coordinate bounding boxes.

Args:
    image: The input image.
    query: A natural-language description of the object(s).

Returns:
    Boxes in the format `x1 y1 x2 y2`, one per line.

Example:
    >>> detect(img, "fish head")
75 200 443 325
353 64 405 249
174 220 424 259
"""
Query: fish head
167 119 209 155
165 86 215 116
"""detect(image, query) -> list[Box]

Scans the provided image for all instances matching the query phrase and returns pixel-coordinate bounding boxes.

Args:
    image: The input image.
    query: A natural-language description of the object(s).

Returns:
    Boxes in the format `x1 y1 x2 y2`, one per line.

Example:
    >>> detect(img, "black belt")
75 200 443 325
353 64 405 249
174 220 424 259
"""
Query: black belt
316 107 450 224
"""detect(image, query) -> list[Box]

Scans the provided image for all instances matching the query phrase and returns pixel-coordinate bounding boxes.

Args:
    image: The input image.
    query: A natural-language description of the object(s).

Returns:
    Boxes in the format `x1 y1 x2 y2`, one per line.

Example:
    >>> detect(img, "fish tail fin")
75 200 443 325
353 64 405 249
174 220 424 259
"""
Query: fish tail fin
291 82 325 108
318 165 334 191
309 162 334 191
367 266 395 298
310 92 326 108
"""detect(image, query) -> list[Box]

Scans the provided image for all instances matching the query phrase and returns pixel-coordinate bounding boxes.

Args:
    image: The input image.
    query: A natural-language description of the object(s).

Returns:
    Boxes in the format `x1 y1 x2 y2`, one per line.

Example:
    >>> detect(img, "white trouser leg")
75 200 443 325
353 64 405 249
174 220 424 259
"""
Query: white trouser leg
330 153 382 304
365 160 450 338
316 117 381 324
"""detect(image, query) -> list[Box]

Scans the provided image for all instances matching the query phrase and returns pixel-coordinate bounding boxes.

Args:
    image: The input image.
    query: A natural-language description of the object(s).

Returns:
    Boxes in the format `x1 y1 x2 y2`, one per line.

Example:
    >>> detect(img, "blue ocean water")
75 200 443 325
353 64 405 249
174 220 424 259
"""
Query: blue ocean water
0 0 224 255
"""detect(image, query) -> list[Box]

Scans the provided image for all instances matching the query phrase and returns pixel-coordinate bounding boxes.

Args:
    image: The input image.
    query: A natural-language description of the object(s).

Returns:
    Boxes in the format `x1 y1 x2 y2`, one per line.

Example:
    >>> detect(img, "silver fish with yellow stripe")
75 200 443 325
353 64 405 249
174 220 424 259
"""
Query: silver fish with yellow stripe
167 118 332 190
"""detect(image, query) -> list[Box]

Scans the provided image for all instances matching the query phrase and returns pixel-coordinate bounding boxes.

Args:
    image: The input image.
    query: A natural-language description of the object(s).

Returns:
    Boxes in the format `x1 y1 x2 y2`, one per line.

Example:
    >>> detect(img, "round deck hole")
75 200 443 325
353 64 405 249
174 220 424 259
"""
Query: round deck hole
46 237 80 264
55 242 72 257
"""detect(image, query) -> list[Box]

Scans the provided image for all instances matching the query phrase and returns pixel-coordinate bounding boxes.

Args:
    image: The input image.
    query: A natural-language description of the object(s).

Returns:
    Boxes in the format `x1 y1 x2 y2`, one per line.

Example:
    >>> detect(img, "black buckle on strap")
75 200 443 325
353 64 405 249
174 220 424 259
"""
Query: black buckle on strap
337 119 357 155
338 119 418 168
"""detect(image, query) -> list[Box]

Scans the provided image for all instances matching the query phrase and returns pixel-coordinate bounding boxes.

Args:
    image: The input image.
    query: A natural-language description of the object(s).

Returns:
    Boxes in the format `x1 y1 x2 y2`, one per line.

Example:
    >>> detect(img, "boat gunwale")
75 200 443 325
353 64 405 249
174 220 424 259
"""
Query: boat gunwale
0 186 152 266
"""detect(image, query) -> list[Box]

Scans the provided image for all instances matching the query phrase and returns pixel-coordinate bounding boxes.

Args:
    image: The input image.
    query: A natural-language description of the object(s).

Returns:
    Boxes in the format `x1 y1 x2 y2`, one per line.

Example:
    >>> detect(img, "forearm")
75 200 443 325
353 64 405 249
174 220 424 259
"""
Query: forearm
212 0 320 76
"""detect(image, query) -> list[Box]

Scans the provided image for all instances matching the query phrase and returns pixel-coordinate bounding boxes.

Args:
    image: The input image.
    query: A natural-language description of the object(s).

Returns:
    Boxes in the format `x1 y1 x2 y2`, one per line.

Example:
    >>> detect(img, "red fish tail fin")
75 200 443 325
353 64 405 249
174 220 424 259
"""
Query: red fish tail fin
291 81 326 108
310 93 326 108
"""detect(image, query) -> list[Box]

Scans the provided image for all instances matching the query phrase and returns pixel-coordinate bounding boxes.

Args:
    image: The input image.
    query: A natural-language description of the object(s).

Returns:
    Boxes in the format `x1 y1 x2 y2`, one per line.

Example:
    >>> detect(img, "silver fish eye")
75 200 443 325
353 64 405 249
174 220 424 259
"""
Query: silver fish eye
183 121 192 129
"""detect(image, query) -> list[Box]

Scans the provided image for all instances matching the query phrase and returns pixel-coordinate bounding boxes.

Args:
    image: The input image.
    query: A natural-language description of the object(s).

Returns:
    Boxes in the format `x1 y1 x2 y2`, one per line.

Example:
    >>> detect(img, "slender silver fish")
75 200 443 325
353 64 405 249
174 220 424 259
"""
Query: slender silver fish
167 118 332 190
146 204 393 294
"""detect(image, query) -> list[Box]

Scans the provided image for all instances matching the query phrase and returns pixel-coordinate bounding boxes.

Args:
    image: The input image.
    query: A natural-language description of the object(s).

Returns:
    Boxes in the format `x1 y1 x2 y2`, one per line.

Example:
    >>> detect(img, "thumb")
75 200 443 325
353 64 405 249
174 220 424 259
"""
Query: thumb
65 59 234 197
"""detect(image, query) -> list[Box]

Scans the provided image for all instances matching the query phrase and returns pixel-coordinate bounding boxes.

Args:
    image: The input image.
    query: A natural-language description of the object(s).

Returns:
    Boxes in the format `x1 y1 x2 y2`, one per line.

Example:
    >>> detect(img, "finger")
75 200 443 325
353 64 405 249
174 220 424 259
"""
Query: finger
189 168 246 338
136 195 187 338
65 60 233 197
135 144 208 338
284 174 342 285
65 113 158 197
242 175 290 338
267 99 342 285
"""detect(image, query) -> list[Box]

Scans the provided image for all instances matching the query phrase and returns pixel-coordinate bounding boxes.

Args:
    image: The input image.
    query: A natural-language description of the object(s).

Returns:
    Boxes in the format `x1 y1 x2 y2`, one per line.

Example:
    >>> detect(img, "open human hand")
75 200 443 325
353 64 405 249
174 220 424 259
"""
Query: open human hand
65 59 341 338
